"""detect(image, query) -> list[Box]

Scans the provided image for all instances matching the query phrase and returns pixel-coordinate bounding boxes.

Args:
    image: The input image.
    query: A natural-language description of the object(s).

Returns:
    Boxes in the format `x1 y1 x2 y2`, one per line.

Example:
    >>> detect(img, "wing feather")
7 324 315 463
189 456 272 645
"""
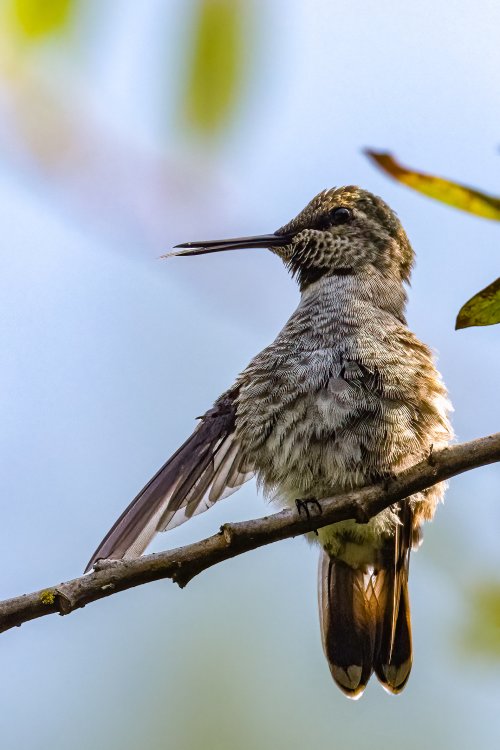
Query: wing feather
85 387 253 572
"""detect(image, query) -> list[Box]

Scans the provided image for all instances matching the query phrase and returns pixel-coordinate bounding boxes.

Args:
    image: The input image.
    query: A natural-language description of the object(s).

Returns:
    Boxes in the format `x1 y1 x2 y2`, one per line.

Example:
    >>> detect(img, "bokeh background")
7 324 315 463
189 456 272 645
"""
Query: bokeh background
1 1 499 748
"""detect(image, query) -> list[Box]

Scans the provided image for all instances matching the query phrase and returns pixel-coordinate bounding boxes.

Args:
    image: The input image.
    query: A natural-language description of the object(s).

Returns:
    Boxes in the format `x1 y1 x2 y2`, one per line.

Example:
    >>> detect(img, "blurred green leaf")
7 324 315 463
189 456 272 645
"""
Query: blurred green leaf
456 277 500 329
9 0 73 38
461 582 500 659
365 150 500 221
183 0 247 135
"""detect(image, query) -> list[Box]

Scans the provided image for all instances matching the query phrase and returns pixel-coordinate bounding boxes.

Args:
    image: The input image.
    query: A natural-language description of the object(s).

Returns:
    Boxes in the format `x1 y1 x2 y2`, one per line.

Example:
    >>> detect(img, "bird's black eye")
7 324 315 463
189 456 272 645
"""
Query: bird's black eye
314 206 353 231
330 206 352 225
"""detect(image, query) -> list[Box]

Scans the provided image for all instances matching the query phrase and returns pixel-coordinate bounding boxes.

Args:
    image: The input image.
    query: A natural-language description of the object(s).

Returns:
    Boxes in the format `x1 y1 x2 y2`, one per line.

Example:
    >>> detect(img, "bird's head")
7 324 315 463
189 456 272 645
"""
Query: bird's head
170 187 414 292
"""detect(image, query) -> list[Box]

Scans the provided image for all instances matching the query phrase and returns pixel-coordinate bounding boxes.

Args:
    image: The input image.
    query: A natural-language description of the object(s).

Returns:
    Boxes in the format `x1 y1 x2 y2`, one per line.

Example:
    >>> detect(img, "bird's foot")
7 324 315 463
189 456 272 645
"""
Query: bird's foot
295 498 323 535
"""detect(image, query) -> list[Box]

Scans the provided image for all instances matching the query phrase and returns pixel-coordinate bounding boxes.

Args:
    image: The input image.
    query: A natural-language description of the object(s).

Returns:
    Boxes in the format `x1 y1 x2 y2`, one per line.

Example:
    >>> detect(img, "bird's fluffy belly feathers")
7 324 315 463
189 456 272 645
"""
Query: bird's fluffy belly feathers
235 321 451 568
252 383 409 568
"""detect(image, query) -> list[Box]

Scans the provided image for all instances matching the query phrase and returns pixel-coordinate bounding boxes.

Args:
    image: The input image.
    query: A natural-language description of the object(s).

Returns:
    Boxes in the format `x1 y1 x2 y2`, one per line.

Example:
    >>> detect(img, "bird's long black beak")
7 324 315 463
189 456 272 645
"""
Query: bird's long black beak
165 233 291 258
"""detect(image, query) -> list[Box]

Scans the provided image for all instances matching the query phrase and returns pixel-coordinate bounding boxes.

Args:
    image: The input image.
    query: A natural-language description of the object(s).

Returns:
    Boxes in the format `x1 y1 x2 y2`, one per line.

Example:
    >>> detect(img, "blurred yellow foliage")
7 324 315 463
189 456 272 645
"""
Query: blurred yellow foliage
366 150 500 221
183 0 247 134
462 582 500 658
8 0 73 38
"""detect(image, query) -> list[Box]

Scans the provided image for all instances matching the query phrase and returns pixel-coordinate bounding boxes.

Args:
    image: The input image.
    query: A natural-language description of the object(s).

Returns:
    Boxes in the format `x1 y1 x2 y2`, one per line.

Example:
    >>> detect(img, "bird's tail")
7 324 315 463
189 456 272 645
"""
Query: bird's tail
318 537 412 698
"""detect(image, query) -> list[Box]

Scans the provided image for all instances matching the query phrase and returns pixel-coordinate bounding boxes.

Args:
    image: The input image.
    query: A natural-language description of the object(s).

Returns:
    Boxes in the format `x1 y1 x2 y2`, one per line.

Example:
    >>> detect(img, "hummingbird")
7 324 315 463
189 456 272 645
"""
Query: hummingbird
86 186 452 698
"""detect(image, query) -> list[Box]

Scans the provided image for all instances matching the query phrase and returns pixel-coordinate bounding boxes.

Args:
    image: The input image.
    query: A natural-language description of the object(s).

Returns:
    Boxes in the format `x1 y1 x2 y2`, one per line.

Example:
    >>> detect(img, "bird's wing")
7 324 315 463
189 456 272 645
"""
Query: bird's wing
85 387 253 572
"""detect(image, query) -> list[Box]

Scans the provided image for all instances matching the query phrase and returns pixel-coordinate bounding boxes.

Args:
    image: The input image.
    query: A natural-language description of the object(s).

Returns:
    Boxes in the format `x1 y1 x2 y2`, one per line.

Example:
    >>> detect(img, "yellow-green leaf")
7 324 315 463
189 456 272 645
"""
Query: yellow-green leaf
456 277 500 329
460 582 500 659
183 0 247 135
365 150 500 221
9 0 73 38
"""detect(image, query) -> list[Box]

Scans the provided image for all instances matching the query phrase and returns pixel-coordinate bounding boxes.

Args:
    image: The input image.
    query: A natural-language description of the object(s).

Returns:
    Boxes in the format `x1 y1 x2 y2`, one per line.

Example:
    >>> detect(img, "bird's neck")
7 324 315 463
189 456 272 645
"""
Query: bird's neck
297 270 408 334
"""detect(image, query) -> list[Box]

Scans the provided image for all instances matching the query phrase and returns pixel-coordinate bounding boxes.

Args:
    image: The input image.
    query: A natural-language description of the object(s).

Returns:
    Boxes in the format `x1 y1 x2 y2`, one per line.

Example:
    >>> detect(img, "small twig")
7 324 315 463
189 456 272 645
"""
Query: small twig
0 433 499 635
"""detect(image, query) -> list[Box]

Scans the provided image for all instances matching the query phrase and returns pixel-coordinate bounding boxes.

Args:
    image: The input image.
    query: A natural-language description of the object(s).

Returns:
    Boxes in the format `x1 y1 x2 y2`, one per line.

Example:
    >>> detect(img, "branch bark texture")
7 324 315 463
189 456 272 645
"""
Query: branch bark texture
1 433 499 635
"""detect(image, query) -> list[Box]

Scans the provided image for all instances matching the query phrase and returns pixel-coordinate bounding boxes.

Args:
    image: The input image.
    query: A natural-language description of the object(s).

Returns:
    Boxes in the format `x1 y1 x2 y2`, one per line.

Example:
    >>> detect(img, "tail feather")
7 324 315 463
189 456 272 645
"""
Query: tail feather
374 575 412 693
319 553 375 698
374 500 413 692
318 502 414 697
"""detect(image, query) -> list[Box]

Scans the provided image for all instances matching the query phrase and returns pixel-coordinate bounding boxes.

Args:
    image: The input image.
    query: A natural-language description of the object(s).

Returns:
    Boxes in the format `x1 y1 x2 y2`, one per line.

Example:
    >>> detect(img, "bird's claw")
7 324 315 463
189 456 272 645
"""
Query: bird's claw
296 498 323 535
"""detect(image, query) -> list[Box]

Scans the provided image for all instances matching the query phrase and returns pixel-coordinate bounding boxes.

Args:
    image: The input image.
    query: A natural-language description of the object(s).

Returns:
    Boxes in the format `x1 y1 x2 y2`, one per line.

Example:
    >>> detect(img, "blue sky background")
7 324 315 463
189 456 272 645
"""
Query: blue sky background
0 2 499 748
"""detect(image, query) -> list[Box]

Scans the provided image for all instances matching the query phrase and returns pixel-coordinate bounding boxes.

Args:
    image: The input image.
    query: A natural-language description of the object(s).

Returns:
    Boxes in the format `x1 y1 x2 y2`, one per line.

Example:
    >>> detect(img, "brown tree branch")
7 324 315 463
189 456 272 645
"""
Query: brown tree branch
1 433 499 635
